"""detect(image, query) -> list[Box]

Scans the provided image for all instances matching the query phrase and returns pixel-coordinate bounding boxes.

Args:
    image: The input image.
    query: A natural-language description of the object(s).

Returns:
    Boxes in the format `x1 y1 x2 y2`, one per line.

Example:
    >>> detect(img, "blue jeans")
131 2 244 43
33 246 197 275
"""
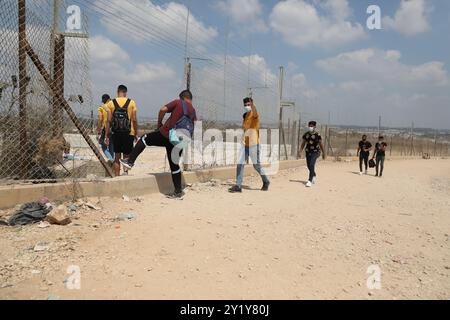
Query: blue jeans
306 152 320 182
236 144 269 187
99 130 114 161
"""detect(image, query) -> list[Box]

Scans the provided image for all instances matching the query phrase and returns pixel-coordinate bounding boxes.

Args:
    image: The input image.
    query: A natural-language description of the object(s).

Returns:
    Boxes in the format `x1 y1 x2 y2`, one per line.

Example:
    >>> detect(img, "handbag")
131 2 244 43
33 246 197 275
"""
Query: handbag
369 159 376 168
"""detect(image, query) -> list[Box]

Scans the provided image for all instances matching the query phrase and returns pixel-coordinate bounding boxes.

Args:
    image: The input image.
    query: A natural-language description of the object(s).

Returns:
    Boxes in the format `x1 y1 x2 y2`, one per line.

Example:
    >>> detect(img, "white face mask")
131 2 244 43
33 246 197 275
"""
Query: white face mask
309 127 315 132
244 106 252 113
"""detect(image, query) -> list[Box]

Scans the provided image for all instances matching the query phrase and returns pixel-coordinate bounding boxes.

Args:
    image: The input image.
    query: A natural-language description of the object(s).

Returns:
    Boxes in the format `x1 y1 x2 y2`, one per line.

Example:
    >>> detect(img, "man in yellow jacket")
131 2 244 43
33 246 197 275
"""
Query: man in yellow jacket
96 94 114 163
229 97 270 193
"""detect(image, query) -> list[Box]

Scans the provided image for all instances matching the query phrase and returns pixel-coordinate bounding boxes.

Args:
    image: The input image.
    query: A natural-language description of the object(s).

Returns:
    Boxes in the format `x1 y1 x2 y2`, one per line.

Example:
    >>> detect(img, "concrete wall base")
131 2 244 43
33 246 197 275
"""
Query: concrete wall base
0 160 306 209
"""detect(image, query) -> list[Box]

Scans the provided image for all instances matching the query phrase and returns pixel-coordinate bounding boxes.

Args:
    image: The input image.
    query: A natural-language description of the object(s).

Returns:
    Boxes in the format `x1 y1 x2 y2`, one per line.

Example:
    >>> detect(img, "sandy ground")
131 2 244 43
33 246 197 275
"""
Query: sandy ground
0 158 449 300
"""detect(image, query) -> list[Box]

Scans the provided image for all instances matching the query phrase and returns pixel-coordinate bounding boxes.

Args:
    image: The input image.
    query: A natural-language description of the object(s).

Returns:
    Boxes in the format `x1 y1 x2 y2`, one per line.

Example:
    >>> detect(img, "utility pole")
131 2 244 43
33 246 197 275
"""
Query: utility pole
223 18 229 119
184 6 191 90
185 58 192 90
297 112 302 159
18 0 28 178
434 130 438 157
378 115 381 137
247 39 252 96
278 66 284 160
50 0 60 78
278 66 295 161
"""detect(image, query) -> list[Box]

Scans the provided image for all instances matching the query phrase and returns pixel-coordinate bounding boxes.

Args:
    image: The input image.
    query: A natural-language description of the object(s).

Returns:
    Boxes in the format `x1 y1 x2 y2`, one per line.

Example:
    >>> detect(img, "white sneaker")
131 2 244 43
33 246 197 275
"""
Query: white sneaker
306 181 312 188
312 177 317 184
359 172 363 176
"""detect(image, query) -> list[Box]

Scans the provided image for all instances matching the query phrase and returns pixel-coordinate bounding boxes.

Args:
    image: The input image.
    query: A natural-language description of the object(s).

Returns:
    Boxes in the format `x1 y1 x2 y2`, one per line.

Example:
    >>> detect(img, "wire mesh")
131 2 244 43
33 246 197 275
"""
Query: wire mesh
0 0 109 186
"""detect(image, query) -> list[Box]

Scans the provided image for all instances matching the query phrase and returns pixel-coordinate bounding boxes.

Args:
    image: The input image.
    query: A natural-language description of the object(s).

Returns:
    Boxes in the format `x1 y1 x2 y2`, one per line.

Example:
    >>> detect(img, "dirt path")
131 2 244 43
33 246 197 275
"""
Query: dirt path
1 159 449 300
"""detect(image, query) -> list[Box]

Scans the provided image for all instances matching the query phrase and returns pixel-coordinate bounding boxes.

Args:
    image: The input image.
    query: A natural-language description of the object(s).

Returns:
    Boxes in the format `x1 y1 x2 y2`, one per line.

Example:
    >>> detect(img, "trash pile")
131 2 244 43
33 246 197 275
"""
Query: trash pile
1 202 52 226
0 198 72 227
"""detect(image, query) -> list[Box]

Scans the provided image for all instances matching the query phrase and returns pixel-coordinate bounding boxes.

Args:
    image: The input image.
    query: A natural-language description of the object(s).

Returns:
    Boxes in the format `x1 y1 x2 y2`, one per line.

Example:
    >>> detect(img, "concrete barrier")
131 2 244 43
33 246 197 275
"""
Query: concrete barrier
0 160 307 209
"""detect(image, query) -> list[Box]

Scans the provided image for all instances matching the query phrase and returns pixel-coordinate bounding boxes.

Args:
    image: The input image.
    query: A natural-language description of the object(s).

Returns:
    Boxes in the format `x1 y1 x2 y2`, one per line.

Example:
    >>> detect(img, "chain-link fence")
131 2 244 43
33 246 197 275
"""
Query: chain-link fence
277 123 450 160
0 0 112 188
1 0 449 191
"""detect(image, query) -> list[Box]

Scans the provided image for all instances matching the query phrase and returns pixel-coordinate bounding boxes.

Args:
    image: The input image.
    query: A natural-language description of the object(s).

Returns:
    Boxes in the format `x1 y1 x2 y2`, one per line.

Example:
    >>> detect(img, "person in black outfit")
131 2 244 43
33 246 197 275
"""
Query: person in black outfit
357 135 372 175
299 121 325 188
372 136 388 177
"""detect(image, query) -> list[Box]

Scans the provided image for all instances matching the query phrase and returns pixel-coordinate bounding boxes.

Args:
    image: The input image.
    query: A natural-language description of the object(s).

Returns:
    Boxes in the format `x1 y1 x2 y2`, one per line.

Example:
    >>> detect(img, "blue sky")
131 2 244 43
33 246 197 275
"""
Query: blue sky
77 0 450 128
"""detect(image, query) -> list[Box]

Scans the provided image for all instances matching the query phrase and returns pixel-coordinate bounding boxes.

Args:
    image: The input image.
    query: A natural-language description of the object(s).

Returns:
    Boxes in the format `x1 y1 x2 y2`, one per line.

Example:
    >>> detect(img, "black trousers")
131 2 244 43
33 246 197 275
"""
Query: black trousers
128 131 183 193
359 152 369 172
306 152 320 182
376 155 385 177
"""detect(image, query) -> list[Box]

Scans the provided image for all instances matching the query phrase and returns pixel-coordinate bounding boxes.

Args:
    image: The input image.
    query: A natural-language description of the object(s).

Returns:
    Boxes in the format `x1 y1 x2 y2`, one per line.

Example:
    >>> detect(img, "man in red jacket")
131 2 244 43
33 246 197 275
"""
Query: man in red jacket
120 90 197 199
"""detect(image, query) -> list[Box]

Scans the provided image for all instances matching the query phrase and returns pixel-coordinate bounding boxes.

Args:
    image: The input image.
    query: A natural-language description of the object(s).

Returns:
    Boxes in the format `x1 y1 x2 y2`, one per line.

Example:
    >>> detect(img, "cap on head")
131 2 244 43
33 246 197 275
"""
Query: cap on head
308 121 317 127
102 94 110 104
117 85 127 94
179 89 193 101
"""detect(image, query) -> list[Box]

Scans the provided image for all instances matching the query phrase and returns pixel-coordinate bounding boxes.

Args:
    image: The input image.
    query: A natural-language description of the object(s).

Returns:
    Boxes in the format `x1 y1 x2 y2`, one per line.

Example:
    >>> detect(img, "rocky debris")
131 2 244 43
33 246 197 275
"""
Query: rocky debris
45 205 72 226
116 213 135 222
67 204 78 212
33 241 50 252
37 221 51 229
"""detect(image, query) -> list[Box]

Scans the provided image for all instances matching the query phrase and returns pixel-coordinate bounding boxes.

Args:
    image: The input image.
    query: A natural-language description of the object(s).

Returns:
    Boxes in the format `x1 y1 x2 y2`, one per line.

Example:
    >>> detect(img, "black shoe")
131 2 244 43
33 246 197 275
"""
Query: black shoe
120 159 134 170
261 181 270 191
228 185 242 193
166 191 185 199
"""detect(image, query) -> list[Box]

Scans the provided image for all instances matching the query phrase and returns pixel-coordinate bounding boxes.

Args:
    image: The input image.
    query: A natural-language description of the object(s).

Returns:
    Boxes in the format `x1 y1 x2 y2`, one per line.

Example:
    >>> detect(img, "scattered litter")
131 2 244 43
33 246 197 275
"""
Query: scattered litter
122 195 130 202
37 221 51 229
39 197 50 205
34 242 50 252
85 202 101 210
31 270 42 275
117 213 135 221
6 202 52 226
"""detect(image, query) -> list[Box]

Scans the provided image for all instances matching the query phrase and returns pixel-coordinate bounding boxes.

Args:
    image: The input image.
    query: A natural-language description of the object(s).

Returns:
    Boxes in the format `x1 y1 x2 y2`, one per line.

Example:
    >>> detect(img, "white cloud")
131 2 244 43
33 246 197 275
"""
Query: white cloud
311 48 450 128
96 0 218 51
90 35 130 63
316 48 449 87
269 0 365 49
216 0 268 33
128 63 177 83
383 0 431 36
89 36 180 116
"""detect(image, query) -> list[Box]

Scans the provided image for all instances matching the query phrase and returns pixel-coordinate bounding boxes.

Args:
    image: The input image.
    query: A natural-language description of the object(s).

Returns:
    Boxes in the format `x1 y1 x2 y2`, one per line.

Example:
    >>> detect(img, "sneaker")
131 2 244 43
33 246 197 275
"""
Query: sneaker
305 181 312 188
261 181 270 191
312 177 317 184
228 185 242 193
166 191 185 199
359 172 363 176
120 159 134 170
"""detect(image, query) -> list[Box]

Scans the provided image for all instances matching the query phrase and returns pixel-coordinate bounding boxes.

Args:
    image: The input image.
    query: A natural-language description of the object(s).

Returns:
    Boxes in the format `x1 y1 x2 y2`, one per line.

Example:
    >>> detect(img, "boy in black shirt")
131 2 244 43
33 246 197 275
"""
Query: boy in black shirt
357 135 372 175
372 136 388 177
299 121 325 188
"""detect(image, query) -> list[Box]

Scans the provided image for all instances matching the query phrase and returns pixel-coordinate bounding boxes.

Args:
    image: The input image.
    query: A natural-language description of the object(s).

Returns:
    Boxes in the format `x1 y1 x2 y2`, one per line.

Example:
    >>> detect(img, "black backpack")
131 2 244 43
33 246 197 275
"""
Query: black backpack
111 99 131 134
